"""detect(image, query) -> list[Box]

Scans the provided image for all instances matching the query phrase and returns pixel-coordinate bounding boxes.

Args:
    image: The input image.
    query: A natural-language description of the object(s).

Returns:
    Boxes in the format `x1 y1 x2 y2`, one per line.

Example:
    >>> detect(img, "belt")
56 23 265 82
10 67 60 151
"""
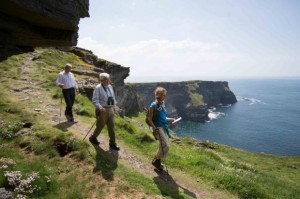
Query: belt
63 87 75 90
103 105 114 108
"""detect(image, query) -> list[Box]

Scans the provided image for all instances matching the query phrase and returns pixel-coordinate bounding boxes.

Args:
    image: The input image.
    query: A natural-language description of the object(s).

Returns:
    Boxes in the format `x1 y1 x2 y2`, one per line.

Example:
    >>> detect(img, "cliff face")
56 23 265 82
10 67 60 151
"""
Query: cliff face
0 0 89 61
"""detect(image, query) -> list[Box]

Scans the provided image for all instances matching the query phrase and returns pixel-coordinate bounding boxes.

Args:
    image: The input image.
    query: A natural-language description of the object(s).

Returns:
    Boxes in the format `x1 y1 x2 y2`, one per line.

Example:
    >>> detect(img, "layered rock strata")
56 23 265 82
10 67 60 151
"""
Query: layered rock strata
0 0 89 61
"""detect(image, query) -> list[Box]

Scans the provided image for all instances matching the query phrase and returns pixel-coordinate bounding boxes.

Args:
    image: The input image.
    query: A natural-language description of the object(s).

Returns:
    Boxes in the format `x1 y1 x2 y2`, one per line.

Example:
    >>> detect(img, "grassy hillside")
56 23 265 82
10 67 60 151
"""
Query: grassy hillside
0 48 300 199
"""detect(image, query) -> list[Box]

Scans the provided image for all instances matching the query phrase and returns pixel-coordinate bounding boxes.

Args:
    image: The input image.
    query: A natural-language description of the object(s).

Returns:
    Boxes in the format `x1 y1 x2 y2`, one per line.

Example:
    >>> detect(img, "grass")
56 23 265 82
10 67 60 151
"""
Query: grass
186 82 205 106
114 112 300 198
1 48 300 198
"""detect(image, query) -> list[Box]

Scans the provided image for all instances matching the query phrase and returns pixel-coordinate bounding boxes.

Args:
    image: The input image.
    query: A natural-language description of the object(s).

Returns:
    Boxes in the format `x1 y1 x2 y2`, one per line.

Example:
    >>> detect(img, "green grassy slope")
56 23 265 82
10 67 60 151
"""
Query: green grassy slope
0 48 299 199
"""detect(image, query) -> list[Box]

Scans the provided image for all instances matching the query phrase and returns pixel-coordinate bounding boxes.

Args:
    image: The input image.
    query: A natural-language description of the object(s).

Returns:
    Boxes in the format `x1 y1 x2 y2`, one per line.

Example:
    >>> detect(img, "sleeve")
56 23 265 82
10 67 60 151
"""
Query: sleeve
72 73 79 89
150 102 156 109
92 86 103 109
110 85 117 106
56 73 62 86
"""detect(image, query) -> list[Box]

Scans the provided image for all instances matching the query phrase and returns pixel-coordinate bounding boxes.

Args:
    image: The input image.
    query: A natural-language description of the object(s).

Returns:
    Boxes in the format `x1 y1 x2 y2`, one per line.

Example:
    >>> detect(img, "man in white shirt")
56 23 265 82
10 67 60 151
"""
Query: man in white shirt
89 73 120 151
56 63 78 122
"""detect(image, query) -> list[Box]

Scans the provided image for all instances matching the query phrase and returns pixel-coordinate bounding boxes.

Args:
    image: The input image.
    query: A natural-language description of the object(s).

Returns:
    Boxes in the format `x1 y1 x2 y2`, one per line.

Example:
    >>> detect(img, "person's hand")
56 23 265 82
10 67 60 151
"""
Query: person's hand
59 84 64 88
113 108 119 115
76 88 79 93
167 118 176 123
99 107 106 113
152 127 159 134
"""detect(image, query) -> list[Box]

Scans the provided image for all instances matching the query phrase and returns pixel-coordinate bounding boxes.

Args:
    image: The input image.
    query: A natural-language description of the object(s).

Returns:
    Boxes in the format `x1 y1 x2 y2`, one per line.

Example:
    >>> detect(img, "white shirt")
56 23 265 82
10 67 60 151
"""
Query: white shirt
56 71 78 89
92 83 117 109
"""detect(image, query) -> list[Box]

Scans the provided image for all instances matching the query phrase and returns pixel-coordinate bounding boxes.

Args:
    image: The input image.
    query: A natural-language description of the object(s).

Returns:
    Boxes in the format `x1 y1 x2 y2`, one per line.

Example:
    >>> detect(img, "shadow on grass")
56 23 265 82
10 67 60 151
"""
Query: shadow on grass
92 145 119 181
153 170 197 199
53 121 77 132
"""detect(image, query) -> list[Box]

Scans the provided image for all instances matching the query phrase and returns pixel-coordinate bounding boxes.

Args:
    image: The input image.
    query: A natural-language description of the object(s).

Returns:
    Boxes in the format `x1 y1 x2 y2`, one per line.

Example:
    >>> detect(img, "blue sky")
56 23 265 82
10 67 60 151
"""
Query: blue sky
78 0 300 82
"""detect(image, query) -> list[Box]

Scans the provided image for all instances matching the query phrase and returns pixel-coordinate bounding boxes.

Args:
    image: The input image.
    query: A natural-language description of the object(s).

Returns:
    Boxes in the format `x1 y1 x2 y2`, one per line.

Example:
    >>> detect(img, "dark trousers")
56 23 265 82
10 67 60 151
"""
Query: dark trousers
62 88 75 118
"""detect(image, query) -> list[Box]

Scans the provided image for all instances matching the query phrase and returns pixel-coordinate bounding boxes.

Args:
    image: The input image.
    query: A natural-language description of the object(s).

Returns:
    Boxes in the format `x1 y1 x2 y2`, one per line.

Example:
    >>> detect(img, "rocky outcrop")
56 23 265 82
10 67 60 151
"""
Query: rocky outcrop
61 47 132 115
66 47 130 87
0 0 89 61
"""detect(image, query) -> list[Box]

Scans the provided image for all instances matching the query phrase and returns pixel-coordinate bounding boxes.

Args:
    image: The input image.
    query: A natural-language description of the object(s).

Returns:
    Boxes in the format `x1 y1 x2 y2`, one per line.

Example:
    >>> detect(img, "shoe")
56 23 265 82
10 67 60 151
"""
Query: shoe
109 144 120 151
89 136 100 145
152 157 163 171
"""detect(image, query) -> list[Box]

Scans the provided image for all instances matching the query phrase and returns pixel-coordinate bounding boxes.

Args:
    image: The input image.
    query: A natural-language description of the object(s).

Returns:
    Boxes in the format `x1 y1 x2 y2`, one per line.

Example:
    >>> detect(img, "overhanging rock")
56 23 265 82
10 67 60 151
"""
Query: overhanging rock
0 0 89 61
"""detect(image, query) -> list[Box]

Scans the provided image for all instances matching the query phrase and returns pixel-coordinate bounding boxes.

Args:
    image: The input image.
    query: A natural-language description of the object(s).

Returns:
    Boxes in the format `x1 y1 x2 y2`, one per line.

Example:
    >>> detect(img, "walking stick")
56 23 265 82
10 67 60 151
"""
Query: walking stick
83 119 97 140
59 91 63 123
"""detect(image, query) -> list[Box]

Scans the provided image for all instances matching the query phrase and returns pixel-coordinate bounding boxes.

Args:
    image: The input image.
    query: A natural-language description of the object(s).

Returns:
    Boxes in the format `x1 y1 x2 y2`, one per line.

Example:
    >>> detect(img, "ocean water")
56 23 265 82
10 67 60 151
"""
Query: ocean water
171 78 300 156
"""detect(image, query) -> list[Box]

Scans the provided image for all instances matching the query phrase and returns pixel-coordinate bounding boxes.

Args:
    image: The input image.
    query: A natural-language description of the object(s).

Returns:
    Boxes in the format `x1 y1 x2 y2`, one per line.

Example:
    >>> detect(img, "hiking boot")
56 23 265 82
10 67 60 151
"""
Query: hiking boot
89 136 100 145
152 158 163 171
109 144 120 151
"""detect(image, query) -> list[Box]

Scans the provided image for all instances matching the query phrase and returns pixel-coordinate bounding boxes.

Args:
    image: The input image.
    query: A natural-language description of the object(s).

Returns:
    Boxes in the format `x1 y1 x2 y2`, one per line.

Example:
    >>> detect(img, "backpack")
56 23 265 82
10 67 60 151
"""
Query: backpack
145 101 157 127
145 102 158 140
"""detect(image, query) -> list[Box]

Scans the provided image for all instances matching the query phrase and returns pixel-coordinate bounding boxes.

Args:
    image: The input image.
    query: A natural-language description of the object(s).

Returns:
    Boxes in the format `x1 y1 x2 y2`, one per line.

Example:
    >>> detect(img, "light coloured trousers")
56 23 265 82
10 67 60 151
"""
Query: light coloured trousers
92 107 116 145
155 127 170 159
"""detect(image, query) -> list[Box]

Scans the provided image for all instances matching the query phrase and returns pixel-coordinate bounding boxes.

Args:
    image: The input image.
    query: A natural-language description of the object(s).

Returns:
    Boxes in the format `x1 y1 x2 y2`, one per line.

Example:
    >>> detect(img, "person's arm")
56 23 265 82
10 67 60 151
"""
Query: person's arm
72 73 79 92
149 107 159 135
56 73 64 88
166 117 175 123
92 86 103 110
109 85 117 105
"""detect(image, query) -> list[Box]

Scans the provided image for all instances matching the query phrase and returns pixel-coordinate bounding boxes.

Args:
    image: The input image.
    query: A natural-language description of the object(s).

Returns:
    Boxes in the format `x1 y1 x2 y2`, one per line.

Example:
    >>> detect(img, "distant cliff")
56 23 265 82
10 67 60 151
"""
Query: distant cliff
131 81 237 121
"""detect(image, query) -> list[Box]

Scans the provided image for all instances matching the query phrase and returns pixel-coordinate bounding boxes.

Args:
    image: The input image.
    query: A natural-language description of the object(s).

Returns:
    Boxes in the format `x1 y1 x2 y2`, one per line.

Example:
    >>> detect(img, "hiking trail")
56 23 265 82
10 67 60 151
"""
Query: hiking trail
9 52 236 199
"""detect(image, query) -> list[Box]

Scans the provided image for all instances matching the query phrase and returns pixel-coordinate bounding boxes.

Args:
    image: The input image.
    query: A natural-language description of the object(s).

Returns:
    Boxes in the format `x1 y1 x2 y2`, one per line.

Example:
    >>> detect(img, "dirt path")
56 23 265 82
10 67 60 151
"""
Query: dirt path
10 52 236 199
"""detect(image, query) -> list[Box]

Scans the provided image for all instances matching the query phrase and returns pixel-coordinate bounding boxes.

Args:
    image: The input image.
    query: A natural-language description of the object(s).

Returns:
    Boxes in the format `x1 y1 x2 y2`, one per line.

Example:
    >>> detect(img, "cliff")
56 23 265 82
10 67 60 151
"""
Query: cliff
131 81 237 121
0 0 89 61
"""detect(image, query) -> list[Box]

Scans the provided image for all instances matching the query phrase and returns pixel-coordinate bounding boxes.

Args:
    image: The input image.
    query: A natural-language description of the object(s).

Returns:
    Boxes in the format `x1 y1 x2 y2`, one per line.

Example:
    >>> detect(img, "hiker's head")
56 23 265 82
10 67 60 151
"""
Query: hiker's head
99 73 111 86
155 87 166 101
64 63 72 73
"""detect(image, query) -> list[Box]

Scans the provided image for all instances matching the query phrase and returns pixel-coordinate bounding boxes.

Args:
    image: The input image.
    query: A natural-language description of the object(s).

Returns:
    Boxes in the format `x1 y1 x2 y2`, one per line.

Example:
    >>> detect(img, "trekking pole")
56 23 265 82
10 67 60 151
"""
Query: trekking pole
59 90 63 123
83 119 97 140
157 129 169 175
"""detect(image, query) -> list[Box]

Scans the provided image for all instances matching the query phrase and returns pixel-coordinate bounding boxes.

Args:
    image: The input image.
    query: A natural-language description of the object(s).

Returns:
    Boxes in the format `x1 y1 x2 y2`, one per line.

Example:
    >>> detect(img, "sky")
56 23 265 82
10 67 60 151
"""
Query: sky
78 0 300 82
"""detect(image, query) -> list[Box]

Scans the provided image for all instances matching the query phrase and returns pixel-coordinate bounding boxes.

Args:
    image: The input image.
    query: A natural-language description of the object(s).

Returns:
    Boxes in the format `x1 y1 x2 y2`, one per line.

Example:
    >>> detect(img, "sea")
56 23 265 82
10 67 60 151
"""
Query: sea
170 77 300 156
